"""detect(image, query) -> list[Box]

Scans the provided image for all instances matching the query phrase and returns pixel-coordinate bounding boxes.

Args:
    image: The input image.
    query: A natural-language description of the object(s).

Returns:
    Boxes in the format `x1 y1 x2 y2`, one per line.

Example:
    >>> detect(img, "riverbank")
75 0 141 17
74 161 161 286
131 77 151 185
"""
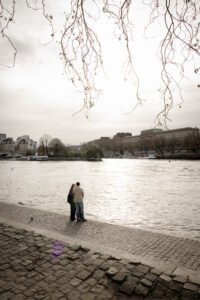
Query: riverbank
0 202 200 299
156 153 200 160
1 154 200 161
0 157 103 161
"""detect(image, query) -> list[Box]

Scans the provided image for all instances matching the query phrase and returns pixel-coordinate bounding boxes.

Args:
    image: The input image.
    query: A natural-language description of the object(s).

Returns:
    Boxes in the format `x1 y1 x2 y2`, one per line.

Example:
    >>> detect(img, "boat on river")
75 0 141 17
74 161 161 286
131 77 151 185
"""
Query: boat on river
28 155 49 161
132 153 157 159
146 153 157 159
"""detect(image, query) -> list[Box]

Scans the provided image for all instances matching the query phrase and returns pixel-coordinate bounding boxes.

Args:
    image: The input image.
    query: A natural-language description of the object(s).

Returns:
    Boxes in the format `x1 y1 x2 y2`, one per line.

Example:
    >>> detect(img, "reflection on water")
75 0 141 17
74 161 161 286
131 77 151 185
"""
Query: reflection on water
0 159 200 240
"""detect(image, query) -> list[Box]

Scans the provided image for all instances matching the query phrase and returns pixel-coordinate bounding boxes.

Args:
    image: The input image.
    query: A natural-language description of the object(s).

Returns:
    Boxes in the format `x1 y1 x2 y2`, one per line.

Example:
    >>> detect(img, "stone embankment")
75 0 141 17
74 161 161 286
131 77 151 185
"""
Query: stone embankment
0 202 200 299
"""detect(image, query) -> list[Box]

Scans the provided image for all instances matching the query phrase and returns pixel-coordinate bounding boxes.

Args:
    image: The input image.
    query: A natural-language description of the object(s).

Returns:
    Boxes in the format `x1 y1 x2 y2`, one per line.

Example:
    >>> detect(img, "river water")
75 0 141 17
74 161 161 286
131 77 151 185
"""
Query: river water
0 159 200 240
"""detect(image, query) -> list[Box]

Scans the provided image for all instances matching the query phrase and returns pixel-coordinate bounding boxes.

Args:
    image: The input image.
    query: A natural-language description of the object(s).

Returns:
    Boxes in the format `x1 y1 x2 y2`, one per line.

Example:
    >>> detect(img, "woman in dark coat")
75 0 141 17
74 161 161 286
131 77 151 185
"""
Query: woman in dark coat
67 184 76 221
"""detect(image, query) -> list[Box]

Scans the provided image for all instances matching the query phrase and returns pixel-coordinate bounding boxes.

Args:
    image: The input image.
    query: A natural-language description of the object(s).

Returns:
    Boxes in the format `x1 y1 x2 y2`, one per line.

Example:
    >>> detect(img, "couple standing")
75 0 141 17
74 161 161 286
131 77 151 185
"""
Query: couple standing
68 182 87 222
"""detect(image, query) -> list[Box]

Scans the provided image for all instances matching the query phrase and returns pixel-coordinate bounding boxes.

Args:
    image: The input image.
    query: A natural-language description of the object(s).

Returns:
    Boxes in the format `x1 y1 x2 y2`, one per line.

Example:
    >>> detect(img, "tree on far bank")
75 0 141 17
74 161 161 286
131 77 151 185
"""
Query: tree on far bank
86 144 104 160
38 134 52 156
49 138 65 157
65 147 82 158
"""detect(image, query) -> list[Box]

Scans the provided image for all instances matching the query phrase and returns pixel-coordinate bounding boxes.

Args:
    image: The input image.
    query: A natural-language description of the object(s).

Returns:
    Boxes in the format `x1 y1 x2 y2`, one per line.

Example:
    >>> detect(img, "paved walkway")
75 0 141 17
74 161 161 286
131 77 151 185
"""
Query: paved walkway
0 202 200 299
0 202 200 272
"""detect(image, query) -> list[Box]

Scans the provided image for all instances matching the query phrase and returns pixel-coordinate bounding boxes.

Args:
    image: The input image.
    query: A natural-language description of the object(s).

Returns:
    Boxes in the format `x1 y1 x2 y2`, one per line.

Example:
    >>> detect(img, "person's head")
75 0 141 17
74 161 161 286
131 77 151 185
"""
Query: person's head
76 182 80 186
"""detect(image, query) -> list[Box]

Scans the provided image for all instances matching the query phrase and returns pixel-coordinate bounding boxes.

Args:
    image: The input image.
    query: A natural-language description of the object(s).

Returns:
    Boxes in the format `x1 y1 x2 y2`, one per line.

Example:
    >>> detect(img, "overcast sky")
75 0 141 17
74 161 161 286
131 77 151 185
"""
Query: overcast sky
0 1 199 145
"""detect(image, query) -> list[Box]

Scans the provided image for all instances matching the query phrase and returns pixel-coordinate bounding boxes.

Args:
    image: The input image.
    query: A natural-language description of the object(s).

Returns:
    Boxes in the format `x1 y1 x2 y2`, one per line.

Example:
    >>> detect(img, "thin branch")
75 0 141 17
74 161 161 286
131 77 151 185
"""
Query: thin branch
0 0 17 67
0 0 199 124
145 0 200 127
60 0 103 115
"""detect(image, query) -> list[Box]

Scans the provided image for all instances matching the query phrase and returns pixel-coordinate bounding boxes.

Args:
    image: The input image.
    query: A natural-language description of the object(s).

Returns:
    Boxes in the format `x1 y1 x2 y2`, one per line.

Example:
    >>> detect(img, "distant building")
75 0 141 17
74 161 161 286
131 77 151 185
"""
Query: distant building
122 134 140 152
113 132 132 139
0 135 15 153
139 127 200 153
0 134 6 140
156 127 199 142
15 135 37 155
0 134 37 155
141 129 163 136
85 127 200 156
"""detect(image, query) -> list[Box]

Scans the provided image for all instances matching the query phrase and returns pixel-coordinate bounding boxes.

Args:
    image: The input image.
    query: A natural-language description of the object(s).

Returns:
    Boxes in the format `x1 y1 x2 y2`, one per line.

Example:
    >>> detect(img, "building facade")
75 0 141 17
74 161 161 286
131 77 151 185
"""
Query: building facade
15 135 37 155
0 136 15 154
88 127 200 157
0 134 37 156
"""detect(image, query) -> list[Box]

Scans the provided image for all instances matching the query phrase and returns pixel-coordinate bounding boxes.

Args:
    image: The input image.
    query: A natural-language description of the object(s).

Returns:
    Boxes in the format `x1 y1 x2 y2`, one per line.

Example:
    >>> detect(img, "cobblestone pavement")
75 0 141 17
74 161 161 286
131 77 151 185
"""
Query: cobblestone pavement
0 222 200 300
0 202 200 272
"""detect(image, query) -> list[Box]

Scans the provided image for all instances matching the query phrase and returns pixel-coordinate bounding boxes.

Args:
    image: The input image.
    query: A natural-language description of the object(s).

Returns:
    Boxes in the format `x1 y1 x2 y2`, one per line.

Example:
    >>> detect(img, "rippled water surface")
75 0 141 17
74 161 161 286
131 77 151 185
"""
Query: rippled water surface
0 159 200 240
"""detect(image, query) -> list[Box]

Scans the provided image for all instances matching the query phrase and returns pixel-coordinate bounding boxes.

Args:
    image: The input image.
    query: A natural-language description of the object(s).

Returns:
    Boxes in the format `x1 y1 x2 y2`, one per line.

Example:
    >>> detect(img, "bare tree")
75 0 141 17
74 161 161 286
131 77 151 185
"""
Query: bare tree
39 134 52 155
0 1 199 124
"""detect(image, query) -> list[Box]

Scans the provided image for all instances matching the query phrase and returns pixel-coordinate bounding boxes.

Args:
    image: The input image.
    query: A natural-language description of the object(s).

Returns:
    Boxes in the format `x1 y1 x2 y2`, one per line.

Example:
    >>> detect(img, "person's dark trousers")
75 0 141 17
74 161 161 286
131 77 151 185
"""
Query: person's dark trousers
75 202 85 221
70 202 76 221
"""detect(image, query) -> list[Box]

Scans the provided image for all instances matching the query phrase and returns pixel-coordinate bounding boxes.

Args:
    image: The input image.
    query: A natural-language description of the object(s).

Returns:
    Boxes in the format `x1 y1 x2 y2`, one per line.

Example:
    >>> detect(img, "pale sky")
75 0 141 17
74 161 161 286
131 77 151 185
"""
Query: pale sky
0 1 199 145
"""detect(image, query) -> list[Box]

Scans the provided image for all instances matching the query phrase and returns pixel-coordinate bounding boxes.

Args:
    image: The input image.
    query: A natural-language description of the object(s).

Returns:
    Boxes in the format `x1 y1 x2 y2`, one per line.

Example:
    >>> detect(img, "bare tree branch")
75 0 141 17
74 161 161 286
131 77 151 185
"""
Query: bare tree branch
60 0 103 117
0 0 199 125
144 0 200 127
0 0 17 67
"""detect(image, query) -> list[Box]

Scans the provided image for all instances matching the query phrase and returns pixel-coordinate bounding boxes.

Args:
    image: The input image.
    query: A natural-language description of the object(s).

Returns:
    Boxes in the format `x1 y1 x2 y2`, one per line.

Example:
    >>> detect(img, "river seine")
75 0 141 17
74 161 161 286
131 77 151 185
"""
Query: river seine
0 159 199 240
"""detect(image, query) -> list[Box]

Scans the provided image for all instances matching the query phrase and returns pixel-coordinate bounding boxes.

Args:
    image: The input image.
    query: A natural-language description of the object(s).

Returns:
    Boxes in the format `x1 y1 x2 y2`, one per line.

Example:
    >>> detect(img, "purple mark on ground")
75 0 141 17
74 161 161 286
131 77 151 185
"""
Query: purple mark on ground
52 241 64 263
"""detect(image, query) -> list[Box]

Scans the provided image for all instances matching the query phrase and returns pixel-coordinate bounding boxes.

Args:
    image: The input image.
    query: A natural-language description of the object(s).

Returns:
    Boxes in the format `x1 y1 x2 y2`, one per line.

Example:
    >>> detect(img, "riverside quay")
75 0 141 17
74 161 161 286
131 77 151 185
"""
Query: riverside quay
0 202 200 299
